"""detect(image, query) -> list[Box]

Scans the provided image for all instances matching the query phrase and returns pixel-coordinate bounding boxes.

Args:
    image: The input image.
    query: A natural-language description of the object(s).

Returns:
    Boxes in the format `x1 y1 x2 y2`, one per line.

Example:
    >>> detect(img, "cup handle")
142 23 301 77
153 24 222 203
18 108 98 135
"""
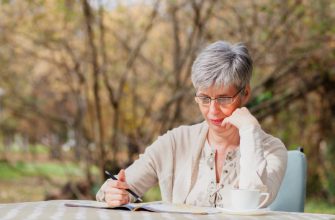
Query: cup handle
257 192 270 209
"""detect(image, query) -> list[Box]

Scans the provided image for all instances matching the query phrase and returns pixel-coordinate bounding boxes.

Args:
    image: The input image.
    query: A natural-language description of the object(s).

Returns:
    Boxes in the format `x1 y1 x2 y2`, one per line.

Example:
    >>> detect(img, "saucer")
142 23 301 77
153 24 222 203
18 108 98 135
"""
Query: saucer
217 207 271 215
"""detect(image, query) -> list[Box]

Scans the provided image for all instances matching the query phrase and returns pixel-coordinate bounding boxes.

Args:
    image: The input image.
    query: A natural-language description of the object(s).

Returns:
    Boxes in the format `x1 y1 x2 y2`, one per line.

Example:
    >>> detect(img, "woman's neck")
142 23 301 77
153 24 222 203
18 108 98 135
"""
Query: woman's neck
207 127 240 150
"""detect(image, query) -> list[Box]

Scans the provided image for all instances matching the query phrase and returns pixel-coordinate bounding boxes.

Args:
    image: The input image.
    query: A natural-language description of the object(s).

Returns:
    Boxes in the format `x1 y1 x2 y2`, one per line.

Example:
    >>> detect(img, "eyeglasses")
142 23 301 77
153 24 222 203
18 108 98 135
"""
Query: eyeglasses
195 87 244 106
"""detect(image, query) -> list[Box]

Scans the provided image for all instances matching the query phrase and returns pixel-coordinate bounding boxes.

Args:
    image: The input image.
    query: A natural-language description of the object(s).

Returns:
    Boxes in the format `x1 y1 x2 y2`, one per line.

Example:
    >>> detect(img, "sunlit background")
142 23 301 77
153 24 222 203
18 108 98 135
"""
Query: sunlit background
0 0 334 214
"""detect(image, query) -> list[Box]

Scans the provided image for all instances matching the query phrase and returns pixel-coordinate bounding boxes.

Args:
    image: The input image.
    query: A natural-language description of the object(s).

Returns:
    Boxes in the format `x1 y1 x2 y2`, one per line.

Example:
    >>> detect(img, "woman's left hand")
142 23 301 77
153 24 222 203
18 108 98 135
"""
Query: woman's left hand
221 107 259 130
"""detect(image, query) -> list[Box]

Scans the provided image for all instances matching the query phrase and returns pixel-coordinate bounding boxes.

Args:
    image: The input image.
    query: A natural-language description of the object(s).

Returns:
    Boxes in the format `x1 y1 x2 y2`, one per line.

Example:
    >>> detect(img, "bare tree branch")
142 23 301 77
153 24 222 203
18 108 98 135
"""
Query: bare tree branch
81 0 105 177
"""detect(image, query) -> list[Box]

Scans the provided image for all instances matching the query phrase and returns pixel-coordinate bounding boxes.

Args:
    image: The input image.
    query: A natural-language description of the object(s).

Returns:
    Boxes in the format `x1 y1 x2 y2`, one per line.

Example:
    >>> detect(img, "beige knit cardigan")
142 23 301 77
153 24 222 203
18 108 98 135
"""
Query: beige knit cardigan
97 121 287 206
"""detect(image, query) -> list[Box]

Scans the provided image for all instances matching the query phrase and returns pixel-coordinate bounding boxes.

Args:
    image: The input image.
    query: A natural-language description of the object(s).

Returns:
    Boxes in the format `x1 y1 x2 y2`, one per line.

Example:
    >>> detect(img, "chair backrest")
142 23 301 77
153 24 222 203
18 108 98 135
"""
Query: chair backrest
268 149 307 212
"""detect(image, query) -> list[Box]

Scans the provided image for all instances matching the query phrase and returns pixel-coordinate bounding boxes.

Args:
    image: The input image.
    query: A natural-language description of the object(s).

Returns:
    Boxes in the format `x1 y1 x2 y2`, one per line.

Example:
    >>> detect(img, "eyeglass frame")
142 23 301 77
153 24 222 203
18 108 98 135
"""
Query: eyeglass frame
194 87 245 107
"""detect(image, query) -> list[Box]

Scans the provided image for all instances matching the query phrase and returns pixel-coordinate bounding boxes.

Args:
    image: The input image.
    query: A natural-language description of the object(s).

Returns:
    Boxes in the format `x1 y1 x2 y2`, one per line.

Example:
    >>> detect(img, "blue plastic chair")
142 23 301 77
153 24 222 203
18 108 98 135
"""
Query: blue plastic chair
269 148 307 212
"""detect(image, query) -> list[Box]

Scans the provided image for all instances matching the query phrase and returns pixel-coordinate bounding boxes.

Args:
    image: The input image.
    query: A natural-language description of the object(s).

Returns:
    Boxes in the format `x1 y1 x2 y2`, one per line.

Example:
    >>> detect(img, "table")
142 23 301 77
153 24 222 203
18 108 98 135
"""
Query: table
0 200 334 220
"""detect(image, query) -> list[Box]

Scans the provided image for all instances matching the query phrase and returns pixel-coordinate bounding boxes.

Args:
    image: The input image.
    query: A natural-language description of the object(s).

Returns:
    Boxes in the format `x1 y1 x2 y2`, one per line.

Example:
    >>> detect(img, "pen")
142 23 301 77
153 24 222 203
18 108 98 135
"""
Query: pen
104 170 143 203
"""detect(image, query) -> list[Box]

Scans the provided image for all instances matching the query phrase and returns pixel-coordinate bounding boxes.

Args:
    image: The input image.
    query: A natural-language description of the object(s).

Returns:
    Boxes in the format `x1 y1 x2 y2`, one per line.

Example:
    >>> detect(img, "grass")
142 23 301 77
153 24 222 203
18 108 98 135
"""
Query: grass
305 198 335 214
0 160 87 203
0 161 82 180
0 144 48 154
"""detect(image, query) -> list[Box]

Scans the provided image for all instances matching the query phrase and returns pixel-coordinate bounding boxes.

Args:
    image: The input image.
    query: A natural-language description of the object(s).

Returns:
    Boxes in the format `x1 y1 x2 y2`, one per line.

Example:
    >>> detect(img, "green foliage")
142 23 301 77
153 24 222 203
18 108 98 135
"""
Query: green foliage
322 138 335 203
287 144 303 151
247 91 273 108
1 0 11 4
142 185 161 202
56 0 78 22
29 144 49 154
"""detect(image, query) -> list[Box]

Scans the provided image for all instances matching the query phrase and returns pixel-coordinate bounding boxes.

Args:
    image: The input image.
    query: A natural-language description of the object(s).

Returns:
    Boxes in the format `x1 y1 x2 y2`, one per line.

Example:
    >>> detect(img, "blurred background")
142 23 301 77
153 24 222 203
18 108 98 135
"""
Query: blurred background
0 0 334 214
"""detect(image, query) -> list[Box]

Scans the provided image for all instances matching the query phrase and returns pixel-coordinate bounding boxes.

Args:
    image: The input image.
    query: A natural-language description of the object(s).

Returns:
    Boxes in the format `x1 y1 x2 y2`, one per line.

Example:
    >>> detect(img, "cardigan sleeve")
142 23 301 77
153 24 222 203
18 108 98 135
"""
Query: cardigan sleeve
238 124 287 207
125 131 176 200
96 130 175 202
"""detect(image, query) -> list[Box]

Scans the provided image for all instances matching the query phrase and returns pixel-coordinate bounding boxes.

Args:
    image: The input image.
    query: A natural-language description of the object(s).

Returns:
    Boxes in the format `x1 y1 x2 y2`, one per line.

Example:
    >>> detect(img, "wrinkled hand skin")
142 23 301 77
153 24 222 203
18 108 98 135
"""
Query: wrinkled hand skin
104 169 130 206
221 107 259 130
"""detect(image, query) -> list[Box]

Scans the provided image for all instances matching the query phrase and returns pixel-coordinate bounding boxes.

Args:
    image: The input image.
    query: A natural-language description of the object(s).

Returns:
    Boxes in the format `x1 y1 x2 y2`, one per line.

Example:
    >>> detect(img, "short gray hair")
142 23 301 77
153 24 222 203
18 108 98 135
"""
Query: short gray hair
191 41 253 91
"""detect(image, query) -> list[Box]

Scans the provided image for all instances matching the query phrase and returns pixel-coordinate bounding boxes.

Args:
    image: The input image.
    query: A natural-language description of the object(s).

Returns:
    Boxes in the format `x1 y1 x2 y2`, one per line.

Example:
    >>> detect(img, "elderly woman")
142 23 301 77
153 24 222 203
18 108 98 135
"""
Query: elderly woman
96 41 287 208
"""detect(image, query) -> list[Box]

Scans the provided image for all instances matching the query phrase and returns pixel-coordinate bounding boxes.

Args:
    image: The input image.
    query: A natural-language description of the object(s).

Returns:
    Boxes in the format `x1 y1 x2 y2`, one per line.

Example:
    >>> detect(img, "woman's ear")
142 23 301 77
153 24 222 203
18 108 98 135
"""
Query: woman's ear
241 84 251 106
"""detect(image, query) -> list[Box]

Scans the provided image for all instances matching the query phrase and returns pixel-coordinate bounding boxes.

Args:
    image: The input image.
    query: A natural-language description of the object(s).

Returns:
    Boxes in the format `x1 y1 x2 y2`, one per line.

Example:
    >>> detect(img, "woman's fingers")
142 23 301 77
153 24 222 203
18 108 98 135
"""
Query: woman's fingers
105 187 130 205
118 169 126 182
221 107 259 129
221 117 232 129
104 169 130 206
105 187 128 195
105 192 127 201
106 179 129 189
106 196 129 207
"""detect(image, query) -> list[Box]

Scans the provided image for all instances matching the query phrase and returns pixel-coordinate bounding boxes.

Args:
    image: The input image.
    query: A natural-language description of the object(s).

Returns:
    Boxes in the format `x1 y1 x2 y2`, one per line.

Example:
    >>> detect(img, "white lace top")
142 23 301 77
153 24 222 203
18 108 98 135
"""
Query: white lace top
186 140 240 207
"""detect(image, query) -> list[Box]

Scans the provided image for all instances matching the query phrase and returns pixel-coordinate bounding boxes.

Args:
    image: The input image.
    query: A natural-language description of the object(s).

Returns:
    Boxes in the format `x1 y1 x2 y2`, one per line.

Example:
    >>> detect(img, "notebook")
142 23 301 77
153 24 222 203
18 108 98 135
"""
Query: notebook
65 200 220 215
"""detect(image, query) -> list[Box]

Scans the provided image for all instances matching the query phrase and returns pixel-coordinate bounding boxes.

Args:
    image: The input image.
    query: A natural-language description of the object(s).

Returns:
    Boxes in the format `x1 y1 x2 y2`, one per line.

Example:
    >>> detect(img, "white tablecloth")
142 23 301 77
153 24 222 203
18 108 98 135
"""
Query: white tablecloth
0 200 334 220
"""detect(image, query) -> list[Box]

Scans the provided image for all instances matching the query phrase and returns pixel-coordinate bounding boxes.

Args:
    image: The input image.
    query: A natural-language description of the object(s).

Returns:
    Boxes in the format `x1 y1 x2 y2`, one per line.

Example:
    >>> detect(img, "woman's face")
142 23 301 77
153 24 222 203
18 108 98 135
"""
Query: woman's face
195 84 250 133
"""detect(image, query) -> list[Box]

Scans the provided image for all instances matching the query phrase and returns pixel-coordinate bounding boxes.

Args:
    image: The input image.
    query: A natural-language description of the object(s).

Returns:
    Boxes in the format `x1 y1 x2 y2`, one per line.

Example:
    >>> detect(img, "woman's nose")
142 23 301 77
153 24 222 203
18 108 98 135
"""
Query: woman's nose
208 100 221 114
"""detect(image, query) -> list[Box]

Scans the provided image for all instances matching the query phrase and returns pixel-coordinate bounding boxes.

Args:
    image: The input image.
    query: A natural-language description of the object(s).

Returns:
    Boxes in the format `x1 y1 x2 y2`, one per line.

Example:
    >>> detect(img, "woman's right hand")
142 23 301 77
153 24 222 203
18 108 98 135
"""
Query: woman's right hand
104 169 130 206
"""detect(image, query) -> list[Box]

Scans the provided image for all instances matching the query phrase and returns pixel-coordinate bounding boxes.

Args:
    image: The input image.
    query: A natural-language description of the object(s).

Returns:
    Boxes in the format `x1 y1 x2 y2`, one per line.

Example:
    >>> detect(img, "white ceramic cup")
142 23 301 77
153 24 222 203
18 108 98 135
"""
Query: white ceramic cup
230 189 270 210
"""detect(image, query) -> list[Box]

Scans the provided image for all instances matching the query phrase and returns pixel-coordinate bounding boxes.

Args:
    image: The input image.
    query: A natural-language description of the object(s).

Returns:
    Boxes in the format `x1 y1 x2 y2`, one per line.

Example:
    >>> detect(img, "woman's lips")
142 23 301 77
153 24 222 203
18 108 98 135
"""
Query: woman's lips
210 119 224 126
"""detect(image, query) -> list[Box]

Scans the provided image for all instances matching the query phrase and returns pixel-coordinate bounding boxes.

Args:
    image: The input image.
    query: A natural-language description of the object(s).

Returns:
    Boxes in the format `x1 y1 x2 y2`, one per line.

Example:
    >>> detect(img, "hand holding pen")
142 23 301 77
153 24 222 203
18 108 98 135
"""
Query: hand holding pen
104 170 143 205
